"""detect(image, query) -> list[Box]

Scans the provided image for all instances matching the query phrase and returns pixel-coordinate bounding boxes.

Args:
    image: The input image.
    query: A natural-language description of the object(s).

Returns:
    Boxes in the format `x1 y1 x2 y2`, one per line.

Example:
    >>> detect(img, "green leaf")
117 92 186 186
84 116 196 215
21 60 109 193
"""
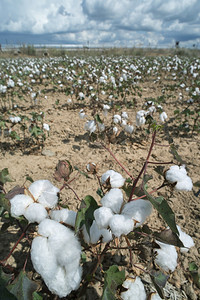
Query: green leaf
75 195 99 234
144 189 178 235
7 271 39 300
0 268 17 300
26 176 34 183
189 262 200 288
0 193 11 212
150 270 169 299
74 166 90 179
95 114 103 124
33 291 43 300
0 168 12 185
102 265 125 300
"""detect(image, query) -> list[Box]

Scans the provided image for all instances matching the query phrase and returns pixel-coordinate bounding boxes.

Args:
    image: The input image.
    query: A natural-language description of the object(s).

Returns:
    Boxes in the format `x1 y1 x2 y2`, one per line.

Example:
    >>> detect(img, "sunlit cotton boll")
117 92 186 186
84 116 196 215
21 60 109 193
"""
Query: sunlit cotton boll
165 165 193 191
121 277 146 300
24 203 48 223
9 116 21 123
84 120 96 134
136 110 146 127
31 219 82 298
101 188 124 214
94 207 114 229
113 114 121 124
101 170 125 188
154 240 178 272
109 214 134 237
124 124 134 134
82 220 112 244
10 194 33 218
121 111 128 119
43 123 50 131
121 199 152 227
50 209 77 227
79 109 86 119
177 225 195 253
159 111 168 123
28 180 60 208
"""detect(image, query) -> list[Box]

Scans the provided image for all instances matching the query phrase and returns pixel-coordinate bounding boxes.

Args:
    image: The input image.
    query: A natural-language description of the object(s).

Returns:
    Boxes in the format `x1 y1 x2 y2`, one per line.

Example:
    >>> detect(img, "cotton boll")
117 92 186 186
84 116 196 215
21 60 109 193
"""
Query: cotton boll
165 165 193 191
94 207 114 228
124 124 134 134
121 277 146 300
159 111 168 123
24 203 48 223
122 111 128 119
109 214 134 237
113 114 121 124
177 225 194 253
82 221 102 244
101 170 125 188
175 176 193 191
101 188 124 213
29 180 59 208
50 209 77 227
10 194 33 218
31 236 58 284
154 240 178 272
84 120 96 134
149 292 162 300
101 228 113 243
121 199 152 227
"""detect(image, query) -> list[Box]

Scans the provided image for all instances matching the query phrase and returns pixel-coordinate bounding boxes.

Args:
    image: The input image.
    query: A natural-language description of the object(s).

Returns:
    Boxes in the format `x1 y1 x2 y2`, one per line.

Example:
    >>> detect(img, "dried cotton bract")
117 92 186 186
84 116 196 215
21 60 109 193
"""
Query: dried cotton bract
31 219 82 298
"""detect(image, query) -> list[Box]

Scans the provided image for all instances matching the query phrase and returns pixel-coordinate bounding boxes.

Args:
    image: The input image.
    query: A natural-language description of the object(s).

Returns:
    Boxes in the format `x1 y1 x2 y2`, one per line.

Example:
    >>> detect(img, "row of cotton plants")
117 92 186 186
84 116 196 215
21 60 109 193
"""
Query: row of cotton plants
0 54 199 142
0 127 196 299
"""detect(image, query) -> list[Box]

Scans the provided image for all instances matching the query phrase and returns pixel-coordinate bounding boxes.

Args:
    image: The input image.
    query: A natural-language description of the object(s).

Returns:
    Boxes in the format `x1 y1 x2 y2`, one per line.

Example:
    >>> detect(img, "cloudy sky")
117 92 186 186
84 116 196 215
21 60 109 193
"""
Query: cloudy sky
0 0 200 48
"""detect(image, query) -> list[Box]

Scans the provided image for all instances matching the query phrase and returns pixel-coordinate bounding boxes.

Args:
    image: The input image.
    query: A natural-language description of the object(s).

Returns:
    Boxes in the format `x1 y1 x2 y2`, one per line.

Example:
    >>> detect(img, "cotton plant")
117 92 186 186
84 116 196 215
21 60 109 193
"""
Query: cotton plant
10 179 60 223
165 165 193 191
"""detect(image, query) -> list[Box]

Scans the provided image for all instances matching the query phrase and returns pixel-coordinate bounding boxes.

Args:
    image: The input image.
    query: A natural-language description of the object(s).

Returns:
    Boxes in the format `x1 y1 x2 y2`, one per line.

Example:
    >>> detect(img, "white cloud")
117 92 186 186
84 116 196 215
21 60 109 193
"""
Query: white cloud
0 0 199 48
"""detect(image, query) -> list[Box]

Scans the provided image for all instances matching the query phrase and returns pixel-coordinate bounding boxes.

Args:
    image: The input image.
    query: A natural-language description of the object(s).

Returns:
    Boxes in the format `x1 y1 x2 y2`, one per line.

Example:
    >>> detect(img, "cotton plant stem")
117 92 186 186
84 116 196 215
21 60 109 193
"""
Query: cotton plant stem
0 224 30 264
64 182 81 202
102 144 134 179
128 131 156 202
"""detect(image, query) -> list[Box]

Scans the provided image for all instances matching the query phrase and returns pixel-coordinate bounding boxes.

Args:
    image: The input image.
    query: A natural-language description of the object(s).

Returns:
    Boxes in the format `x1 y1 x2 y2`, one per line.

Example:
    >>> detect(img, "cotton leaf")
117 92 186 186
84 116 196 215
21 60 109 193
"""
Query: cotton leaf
75 195 99 234
7 271 39 300
150 270 169 299
102 265 125 300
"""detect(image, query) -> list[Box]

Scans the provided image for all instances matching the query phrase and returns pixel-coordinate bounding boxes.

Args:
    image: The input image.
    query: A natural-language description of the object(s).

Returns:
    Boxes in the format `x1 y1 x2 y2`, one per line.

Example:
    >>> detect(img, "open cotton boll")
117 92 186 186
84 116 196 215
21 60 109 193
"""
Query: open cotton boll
101 228 113 243
84 120 96 134
177 225 195 253
121 277 146 300
31 219 82 298
159 111 168 123
154 240 178 272
122 111 128 119
29 180 59 208
165 165 193 191
10 194 33 218
109 214 134 237
121 199 152 227
101 188 124 213
82 220 102 244
31 236 58 284
124 124 134 134
50 209 77 227
24 203 48 223
101 170 125 188
113 114 121 124
94 207 114 229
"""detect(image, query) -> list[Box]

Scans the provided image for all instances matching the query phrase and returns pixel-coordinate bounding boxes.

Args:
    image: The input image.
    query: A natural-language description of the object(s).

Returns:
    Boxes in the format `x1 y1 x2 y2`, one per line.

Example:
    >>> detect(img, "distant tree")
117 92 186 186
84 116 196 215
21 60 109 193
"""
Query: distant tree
175 41 180 48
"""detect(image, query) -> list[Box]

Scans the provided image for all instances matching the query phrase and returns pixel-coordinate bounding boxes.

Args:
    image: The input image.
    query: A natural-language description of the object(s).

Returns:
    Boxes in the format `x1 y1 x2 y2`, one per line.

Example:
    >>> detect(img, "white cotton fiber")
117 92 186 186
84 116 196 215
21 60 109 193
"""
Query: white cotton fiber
121 277 146 300
101 228 113 243
94 207 114 228
50 209 77 227
165 165 193 191
10 194 33 218
31 219 82 298
154 240 178 272
29 180 60 208
109 214 134 237
121 199 152 227
24 203 48 223
101 170 125 188
175 176 193 191
101 188 124 213
177 225 195 253
31 236 58 283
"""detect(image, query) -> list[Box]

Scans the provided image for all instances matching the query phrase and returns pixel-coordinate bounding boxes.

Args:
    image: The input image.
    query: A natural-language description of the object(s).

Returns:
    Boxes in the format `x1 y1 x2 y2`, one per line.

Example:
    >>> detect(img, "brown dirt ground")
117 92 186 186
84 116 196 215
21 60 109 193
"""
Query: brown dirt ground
0 73 200 299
